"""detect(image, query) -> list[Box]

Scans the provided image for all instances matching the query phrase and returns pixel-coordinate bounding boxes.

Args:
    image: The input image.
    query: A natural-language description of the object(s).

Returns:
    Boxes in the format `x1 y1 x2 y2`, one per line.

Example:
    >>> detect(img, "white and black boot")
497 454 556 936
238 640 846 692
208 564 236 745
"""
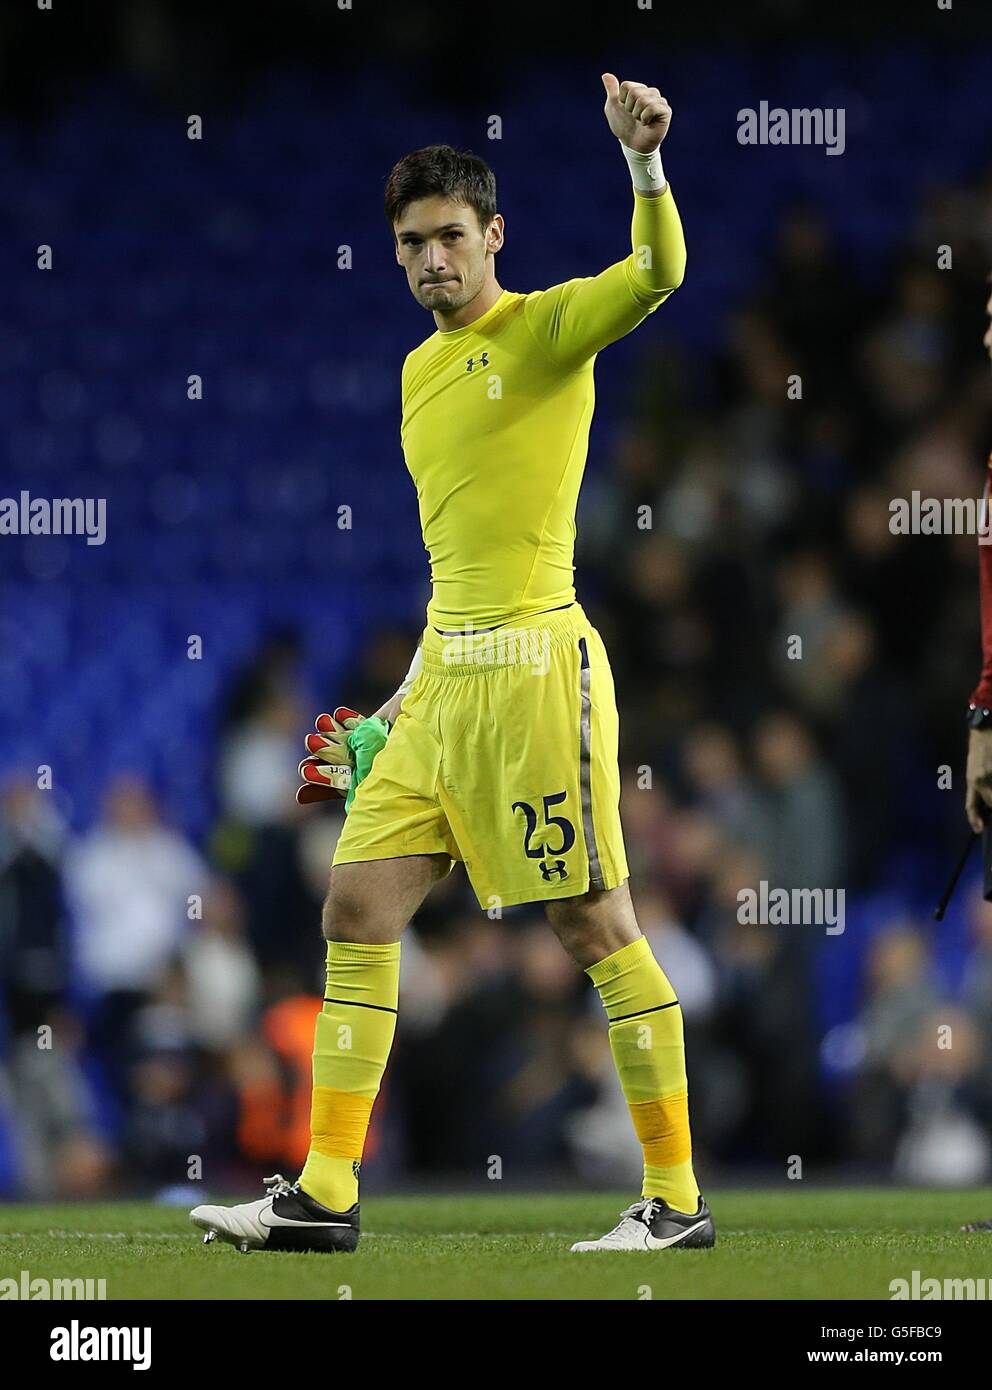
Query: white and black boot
571 1196 715 1252
191 1173 360 1254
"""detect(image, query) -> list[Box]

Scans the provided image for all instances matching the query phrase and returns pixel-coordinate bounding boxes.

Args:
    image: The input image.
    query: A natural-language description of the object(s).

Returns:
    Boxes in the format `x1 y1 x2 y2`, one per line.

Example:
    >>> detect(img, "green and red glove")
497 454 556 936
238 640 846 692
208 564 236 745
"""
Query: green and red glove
297 707 390 813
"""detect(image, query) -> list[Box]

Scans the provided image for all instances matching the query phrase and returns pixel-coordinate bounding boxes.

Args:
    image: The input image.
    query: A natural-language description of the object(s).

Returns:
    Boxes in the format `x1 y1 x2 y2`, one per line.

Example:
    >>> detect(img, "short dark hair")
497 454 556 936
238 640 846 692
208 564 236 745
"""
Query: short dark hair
384 144 497 234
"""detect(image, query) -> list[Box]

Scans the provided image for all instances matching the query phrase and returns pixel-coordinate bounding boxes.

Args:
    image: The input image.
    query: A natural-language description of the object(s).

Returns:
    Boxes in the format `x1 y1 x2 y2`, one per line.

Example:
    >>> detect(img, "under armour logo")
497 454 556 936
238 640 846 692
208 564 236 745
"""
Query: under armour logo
465 353 489 372
352 1160 361 1179
540 860 568 882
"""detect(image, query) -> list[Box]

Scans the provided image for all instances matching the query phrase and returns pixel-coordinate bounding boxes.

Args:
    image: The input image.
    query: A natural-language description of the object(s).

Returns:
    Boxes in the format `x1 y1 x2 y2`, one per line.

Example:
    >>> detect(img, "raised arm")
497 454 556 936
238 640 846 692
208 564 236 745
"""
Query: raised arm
523 74 686 368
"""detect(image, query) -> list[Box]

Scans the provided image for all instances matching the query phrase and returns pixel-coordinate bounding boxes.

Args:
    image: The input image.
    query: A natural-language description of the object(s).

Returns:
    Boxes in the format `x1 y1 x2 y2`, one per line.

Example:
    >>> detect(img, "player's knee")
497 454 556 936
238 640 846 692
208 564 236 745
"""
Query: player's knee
321 883 366 942
545 885 638 967
321 873 402 944
547 909 599 964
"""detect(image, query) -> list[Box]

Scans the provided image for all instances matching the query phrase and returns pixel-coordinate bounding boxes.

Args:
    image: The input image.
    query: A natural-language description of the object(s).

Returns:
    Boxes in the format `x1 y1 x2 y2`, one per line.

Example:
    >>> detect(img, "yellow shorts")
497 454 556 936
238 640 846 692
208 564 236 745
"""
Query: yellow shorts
332 602 629 909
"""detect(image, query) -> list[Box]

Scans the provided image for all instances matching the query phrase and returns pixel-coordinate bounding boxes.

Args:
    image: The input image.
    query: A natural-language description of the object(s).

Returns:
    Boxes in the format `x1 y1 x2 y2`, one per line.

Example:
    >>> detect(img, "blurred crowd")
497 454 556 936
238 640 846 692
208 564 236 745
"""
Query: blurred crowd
3 164 992 1200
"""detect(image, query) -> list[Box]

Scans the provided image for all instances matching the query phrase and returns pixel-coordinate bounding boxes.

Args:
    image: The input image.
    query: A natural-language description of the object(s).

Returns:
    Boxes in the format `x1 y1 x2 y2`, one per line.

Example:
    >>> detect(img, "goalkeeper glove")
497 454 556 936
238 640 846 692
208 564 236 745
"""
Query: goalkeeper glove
297 707 390 813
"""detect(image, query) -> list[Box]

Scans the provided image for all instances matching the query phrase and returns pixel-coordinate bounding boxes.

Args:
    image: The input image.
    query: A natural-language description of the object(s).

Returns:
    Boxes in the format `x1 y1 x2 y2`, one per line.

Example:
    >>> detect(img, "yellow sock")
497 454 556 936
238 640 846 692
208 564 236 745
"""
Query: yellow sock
298 939 400 1212
587 935 700 1213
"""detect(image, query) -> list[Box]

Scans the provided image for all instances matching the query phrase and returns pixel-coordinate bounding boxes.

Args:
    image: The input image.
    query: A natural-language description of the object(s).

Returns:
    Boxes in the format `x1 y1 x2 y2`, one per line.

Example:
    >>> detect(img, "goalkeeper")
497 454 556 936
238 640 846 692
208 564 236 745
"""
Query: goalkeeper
192 73 714 1258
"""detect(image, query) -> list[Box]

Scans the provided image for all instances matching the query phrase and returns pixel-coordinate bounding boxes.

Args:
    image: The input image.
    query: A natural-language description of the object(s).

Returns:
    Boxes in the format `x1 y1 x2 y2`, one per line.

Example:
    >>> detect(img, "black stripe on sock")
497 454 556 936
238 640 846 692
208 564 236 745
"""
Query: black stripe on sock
323 996 398 1015
606 1000 680 1025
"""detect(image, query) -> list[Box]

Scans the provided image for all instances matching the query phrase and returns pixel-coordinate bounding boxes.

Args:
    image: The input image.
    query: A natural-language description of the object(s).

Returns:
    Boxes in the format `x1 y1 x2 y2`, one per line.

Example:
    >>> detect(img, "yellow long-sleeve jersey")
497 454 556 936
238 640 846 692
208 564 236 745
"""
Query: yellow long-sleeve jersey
400 184 687 631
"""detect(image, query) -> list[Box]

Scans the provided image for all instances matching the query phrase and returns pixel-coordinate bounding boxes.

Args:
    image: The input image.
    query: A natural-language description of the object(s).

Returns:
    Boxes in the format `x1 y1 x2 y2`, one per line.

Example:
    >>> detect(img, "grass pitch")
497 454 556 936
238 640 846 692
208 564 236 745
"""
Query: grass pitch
2 1189 991 1300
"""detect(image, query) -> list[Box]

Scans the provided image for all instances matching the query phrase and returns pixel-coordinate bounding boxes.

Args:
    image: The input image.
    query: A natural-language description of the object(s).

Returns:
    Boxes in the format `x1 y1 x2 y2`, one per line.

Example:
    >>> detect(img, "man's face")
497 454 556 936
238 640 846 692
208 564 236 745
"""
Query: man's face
393 195 500 312
985 286 992 362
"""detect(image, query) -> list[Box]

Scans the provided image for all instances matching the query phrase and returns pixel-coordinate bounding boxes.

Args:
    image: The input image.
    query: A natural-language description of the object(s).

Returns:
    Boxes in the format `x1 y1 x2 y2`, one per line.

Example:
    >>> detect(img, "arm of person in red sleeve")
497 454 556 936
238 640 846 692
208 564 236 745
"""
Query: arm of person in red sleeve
965 462 992 831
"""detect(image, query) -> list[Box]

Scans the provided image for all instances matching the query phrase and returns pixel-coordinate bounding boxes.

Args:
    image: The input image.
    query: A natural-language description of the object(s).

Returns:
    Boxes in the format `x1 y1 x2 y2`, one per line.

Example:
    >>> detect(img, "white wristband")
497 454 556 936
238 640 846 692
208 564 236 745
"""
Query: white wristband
397 642 424 697
621 141 667 194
